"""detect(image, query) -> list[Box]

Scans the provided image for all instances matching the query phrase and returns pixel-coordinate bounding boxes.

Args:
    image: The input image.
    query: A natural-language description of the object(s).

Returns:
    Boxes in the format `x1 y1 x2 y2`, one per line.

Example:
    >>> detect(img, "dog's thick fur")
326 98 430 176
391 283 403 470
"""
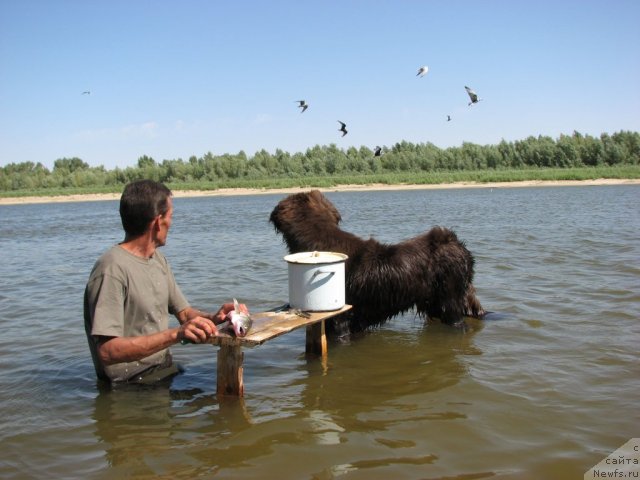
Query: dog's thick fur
269 190 485 336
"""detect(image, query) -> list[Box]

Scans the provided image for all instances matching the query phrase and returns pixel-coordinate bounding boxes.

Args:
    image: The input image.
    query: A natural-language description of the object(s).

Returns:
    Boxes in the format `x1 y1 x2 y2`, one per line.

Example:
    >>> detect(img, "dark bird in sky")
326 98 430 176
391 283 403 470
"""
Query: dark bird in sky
374 146 382 156
465 86 481 106
447 115 451 122
82 91 90 95
296 100 308 113
416 66 429 77
338 121 348 137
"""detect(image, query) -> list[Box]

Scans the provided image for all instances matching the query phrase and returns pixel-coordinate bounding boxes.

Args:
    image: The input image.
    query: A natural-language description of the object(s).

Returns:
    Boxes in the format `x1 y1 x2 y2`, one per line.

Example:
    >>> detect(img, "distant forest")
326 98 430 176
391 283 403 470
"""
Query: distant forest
1 130 639 192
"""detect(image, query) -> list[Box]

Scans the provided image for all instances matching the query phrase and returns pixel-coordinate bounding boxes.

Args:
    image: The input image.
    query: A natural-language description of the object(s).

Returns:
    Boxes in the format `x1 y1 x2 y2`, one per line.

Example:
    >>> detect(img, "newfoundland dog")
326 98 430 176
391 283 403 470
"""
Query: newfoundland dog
269 190 485 337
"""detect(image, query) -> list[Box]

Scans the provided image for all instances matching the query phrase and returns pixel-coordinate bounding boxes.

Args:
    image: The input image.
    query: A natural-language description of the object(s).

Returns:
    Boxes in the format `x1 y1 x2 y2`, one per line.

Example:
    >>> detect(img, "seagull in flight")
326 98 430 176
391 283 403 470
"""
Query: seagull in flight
82 91 90 95
465 86 481 106
416 66 429 77
338 121 348 137
374 146 382 157
296 100 308 113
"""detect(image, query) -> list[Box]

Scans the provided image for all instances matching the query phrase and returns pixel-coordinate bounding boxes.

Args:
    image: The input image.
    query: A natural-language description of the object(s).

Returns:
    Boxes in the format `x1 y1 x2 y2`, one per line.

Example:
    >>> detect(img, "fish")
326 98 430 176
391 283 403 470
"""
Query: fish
221 298 253 337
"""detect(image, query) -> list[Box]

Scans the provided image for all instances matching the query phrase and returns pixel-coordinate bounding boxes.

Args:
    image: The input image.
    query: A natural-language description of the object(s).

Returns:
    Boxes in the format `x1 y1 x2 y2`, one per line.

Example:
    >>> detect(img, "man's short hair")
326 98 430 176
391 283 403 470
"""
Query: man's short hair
119 180 172 237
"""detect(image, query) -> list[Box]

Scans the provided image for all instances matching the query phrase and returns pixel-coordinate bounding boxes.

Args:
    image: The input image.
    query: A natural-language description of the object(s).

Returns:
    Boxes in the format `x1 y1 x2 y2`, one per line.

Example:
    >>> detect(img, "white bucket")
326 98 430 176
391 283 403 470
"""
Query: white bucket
284 251 348 311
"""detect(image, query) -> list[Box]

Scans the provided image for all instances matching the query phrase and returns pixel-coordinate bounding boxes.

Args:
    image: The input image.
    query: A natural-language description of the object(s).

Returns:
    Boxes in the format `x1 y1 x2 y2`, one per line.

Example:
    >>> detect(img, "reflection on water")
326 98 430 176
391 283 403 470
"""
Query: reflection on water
90 320 483 477
0 186 638 479
298 320 483 413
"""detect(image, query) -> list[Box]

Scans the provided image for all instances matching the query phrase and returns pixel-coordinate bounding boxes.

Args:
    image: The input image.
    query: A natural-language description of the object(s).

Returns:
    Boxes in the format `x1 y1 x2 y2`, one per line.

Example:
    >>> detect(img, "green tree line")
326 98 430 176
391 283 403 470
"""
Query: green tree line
1 130 639 192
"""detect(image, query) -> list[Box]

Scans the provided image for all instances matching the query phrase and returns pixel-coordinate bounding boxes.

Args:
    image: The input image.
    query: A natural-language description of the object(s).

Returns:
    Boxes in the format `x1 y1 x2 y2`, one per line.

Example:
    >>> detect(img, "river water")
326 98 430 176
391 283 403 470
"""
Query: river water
0 185 637 479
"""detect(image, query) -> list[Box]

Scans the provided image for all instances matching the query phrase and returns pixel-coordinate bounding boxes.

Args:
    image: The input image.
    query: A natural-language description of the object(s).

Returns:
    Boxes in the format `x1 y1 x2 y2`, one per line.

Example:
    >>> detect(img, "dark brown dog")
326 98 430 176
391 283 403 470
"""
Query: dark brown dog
269 190 485 337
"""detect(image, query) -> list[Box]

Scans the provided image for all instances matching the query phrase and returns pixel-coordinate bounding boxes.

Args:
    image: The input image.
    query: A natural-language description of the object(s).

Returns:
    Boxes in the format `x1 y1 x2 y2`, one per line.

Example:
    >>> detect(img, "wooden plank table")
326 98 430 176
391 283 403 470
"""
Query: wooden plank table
207 305 352 397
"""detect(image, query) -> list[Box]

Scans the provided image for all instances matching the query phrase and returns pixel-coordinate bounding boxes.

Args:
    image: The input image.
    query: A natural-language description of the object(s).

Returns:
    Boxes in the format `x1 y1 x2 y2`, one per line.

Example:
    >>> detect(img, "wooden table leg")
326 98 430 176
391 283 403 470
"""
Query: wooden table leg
217 344 244 397
305 319 327 357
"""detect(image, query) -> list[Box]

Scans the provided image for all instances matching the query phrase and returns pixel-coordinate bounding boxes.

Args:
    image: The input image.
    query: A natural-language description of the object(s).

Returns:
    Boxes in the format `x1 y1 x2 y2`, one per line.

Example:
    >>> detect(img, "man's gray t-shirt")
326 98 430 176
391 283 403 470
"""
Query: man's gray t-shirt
84 245 189 382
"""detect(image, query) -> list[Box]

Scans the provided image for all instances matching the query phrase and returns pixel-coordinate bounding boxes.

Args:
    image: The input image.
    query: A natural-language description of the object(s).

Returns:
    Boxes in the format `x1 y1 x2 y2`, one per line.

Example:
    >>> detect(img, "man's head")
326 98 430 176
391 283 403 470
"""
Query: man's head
120 180 173 240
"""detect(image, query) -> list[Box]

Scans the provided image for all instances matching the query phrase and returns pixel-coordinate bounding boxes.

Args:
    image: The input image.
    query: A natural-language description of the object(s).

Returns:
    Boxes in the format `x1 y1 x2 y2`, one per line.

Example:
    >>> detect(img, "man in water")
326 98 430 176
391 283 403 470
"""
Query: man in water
84 179 242 384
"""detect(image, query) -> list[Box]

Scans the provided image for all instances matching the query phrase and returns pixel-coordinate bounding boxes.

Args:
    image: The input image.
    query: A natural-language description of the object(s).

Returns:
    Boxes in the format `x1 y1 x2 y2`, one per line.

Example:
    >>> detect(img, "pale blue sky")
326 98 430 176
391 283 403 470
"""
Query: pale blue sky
1 0 639 170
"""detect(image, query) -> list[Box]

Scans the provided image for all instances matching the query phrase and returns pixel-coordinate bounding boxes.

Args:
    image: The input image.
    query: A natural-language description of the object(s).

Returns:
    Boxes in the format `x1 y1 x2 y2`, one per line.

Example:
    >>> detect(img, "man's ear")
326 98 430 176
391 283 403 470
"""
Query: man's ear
150 215 162 232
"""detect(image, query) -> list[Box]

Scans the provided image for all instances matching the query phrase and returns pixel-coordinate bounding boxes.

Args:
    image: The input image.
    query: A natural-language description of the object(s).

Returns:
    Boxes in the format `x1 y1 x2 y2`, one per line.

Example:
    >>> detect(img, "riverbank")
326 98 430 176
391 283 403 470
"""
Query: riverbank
0 178 638 205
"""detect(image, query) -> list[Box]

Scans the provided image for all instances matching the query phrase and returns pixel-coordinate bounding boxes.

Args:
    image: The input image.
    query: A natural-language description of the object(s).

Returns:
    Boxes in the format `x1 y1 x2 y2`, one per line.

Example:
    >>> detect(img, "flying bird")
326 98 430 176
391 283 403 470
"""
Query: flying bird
465 86 481 106
416 66 429 77
374 146 382 157
82 91 90 95
447 115 451 122
296 100 308 113
338 121 348 137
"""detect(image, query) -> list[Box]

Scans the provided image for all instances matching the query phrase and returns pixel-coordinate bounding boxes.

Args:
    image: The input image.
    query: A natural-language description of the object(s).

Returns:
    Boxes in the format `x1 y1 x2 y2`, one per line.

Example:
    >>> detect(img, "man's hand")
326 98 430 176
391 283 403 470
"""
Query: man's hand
178 315 218 344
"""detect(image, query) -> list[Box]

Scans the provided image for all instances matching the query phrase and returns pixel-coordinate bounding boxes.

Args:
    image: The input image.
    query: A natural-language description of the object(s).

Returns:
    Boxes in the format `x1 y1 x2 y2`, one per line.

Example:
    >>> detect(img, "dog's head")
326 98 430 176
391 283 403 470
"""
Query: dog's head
269 190 342 234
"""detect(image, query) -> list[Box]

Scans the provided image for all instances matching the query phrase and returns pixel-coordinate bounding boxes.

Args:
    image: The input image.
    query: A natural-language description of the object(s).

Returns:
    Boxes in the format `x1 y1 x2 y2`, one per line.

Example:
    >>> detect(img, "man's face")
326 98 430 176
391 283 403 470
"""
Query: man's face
156 197 173 247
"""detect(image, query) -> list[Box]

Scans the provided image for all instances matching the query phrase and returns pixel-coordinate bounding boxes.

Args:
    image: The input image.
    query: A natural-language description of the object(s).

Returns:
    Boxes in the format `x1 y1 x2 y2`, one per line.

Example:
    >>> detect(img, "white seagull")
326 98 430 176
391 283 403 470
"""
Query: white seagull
296 100 308 113
465 86 481 106
416 66 429 77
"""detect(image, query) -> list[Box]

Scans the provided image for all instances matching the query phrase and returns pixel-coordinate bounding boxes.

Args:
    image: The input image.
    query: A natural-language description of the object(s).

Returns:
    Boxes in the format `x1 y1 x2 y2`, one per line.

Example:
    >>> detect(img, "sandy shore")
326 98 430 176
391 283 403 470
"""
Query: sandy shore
0 178 638 205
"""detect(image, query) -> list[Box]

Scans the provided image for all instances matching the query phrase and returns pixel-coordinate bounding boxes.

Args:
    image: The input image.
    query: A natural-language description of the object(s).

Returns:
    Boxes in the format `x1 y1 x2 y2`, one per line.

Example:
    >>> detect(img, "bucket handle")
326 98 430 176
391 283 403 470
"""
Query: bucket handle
312 269 335 278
